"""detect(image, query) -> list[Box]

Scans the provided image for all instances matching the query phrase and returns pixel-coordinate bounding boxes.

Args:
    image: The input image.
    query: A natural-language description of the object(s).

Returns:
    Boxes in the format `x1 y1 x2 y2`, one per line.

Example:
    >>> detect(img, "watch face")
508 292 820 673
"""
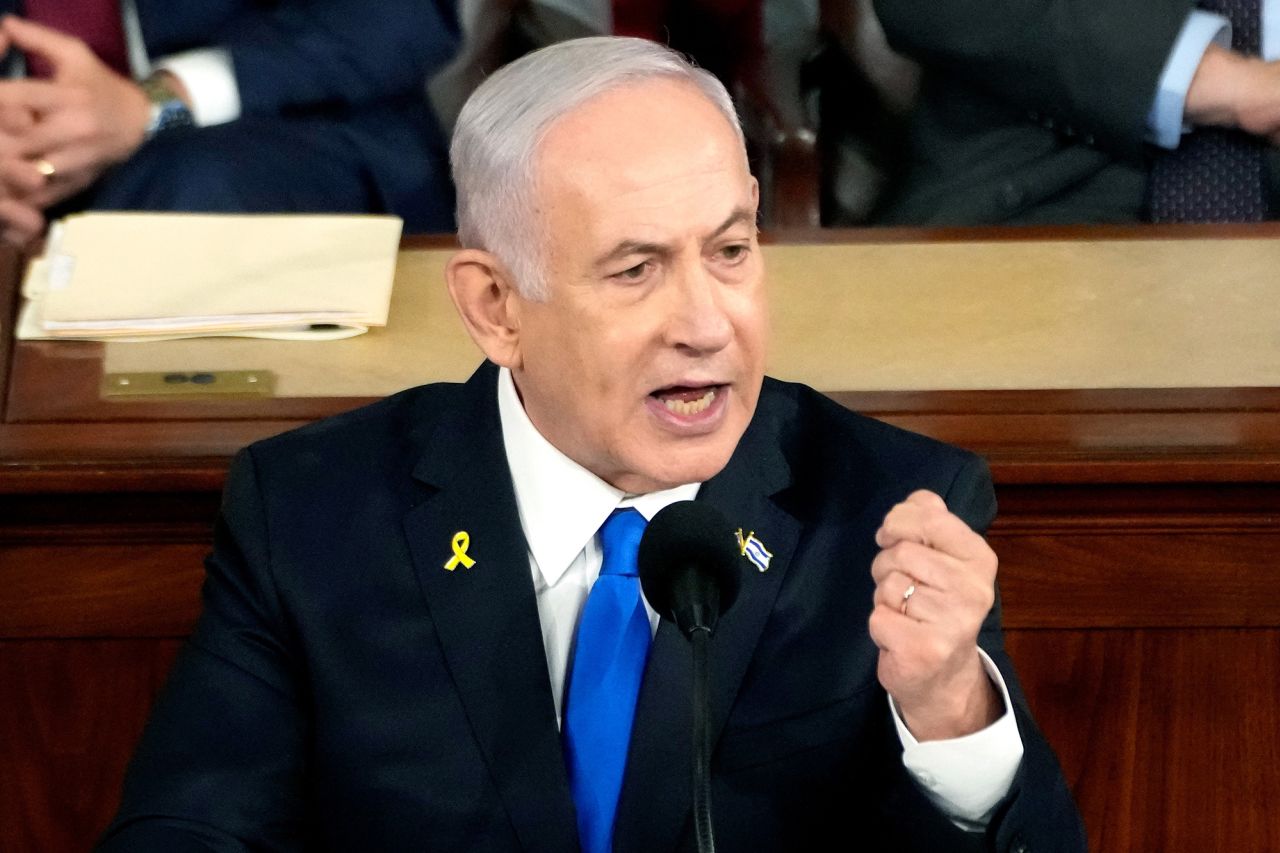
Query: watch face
149 99 195 137
141 74 195 138
161 100 194 128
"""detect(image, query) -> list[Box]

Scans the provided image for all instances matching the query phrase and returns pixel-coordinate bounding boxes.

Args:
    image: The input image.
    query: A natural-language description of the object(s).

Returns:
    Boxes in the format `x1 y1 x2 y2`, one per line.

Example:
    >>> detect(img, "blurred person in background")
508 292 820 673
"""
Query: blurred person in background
0 0 460 247
870 0 1280 226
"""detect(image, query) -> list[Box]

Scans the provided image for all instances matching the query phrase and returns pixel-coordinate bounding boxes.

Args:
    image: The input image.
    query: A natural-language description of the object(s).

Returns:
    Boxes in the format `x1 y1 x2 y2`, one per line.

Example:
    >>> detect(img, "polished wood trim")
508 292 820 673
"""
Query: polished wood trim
7 339 374 423
764 221 1280 243
399 233 459 251
836 386 1280 414
5 407 1280 493
413 223 1280 245
0 244 21 422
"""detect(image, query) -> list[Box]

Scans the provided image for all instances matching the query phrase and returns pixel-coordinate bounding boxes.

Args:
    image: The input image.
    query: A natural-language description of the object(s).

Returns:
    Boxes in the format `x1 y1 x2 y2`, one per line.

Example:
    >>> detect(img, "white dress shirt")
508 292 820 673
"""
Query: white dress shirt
122 0 241 126
495 366 1024 827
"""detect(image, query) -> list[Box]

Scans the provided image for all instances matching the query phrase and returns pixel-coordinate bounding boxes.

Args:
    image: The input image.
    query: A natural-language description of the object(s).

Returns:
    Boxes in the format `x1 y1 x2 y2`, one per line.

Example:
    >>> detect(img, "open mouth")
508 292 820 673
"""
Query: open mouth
649 384 725 417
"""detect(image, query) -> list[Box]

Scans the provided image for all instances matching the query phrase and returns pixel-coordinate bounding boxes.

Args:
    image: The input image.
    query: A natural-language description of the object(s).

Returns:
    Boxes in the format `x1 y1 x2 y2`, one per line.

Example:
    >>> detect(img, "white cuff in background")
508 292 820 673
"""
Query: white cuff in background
153 48 242 127
1146 10 1232 149
890 647 1025 828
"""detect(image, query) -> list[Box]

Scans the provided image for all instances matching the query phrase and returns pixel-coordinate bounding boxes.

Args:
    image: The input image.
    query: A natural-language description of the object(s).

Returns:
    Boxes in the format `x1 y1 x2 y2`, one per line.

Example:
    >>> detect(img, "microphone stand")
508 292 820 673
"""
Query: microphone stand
691 626 715 853
635 500 741 853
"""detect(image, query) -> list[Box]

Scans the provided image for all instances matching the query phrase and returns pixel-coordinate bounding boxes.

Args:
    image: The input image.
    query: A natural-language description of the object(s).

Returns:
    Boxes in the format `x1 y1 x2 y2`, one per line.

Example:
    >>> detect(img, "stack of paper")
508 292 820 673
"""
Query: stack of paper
17 212 404 342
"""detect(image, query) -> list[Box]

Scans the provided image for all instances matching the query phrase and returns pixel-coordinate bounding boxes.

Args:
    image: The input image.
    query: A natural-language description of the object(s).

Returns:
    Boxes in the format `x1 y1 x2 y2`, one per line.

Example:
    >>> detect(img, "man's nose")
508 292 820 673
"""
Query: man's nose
663 258 733 355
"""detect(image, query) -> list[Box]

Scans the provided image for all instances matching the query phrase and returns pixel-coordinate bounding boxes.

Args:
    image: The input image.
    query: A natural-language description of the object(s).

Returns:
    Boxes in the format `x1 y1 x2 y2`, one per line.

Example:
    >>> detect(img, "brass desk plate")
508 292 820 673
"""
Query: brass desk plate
101 370 277 400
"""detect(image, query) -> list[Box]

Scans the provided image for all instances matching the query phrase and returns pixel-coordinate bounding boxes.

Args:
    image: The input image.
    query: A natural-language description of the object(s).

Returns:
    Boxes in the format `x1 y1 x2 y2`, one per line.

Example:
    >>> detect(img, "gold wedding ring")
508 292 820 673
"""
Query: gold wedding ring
33 158 57 180
900 582 917 616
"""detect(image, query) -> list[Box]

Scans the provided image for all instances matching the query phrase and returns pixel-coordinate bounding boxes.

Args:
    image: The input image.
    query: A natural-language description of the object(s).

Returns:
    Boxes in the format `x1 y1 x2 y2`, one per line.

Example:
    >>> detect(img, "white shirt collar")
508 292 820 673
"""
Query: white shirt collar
496 366 699 587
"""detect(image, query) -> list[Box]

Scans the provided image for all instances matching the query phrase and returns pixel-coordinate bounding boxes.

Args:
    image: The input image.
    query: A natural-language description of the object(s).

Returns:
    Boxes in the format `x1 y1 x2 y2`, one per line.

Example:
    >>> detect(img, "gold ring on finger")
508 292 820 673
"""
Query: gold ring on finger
33 158 57 180
900 581 917 616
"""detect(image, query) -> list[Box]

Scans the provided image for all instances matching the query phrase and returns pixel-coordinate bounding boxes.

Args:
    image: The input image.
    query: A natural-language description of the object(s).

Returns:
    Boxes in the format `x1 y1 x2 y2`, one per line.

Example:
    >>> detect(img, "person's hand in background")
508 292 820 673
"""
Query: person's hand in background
0 15 157 246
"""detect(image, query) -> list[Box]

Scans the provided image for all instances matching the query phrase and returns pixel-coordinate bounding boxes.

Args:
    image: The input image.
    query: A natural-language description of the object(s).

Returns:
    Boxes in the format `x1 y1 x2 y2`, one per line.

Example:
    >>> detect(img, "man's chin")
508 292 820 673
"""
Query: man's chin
613 437 739 494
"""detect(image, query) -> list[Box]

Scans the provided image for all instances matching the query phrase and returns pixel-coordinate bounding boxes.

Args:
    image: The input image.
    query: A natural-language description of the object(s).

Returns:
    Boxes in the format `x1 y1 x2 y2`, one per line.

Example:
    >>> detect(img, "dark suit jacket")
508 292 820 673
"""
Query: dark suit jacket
871 0 1196 225
100 363 1085 852
3 0 460 231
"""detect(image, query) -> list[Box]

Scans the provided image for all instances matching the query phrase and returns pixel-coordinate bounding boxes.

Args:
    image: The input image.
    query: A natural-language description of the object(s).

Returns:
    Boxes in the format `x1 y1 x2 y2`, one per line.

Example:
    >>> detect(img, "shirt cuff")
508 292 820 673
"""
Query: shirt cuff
1146 10 1232 149
153 48 241 127
890 648 1025 829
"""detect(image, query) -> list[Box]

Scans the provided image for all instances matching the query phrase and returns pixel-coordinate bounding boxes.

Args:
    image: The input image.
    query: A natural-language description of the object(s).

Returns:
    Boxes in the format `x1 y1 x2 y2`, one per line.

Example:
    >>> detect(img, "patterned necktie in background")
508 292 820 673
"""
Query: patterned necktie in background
1148 0 1267 222
23 0 131 78
562 508 651 853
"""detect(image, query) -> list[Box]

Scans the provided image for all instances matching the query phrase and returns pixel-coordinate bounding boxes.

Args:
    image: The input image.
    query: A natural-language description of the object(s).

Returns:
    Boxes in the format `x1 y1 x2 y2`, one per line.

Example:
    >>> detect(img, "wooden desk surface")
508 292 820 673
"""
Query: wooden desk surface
93 233 1280 395
2 225 1279 853
6 225 1280 486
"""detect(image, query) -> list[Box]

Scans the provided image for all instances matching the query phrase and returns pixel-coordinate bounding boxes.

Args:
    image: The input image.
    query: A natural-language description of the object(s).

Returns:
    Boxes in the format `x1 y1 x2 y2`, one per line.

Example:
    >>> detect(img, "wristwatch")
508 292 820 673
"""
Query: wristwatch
139 72 195 140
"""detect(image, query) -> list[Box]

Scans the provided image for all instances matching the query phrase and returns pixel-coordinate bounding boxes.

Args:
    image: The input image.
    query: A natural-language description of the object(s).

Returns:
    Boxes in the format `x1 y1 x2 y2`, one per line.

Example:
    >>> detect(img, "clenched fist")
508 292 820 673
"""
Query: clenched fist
868 490 1002 741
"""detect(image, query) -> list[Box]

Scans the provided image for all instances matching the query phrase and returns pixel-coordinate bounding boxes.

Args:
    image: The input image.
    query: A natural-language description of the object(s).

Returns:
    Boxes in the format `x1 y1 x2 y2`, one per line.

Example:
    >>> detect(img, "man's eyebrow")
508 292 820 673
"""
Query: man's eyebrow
709 207 758 240
593 208 758 269
595 239 671 268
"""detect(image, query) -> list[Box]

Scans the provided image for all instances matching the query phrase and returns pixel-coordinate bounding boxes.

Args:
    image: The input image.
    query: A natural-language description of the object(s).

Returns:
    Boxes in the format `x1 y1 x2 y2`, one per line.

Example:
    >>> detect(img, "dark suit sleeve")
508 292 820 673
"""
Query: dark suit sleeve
98 448 309 851
950 454 1087 852
871 0 1194 154
168 0 460 116
851 452 1084 852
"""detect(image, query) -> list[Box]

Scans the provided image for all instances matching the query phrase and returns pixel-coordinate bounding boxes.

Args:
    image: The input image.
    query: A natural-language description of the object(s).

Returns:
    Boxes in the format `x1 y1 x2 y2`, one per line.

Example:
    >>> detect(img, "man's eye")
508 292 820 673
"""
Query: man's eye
614 261 651 281
720 244 749 263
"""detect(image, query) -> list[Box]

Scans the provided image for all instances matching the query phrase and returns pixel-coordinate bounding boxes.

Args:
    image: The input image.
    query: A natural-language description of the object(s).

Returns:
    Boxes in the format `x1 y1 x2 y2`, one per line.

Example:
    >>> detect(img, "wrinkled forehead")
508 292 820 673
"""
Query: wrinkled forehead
531 79 754 249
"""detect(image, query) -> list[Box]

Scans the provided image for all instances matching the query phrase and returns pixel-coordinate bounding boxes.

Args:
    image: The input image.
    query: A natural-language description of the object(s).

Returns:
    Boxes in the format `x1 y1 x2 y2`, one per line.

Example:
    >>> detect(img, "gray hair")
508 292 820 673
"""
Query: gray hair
450 36 745 300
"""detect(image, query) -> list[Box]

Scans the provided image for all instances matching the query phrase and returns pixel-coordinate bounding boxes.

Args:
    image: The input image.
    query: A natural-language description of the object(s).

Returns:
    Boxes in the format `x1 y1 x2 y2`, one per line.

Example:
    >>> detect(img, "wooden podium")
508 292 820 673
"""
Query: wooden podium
2 227 1279 852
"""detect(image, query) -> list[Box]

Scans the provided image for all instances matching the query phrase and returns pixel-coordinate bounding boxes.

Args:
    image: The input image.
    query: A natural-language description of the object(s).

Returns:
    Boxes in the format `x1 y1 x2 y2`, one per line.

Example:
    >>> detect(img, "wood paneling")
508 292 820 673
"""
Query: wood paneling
998 531 1280 628
0 543 206 638
0 639 184 853
1006 629 1280 853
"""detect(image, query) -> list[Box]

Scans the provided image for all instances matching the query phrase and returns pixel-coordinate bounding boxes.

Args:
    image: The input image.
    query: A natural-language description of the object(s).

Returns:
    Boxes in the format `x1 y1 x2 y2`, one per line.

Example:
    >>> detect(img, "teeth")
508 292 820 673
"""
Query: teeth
662 388 716 416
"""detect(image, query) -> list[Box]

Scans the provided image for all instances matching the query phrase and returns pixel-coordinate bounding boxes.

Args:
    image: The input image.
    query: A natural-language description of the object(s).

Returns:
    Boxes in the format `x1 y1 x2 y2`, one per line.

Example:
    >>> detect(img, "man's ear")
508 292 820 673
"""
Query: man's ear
445 248 525 369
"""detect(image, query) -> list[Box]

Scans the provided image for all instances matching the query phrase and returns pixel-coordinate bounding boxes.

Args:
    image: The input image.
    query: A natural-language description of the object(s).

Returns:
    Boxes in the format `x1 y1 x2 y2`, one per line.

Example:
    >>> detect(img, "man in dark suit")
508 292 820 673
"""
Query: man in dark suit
101 36 1085 852
871 0 1280 225
0 0 459 246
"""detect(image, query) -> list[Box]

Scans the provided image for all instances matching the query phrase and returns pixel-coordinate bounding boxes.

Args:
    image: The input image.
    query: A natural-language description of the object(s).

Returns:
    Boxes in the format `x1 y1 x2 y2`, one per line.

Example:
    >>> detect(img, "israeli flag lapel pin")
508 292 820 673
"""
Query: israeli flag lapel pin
735 528 772 572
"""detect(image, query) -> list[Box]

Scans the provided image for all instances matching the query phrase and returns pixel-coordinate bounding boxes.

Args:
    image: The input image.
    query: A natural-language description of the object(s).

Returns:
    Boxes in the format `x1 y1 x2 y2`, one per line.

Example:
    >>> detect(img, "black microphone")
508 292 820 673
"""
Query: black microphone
637 500 741 637
637 501 742 853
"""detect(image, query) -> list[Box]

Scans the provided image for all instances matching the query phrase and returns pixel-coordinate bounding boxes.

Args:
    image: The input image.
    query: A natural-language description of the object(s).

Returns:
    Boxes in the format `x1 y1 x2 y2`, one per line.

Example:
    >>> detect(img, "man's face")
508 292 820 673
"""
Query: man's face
508 78 767 494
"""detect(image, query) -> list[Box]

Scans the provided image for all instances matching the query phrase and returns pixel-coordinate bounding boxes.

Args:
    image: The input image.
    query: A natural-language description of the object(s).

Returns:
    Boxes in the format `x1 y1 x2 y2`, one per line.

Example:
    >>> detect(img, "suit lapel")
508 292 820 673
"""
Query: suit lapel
615 393 804 852
403 363 578 853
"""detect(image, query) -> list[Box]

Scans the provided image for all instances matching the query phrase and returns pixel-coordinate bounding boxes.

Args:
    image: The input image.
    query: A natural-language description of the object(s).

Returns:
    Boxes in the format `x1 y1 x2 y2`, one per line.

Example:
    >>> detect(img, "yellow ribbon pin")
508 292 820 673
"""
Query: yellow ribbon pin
443 530 476 571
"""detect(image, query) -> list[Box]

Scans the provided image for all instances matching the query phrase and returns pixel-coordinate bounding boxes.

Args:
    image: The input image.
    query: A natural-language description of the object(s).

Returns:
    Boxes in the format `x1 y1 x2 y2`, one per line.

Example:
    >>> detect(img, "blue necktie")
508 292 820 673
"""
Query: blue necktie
563 508 651 853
